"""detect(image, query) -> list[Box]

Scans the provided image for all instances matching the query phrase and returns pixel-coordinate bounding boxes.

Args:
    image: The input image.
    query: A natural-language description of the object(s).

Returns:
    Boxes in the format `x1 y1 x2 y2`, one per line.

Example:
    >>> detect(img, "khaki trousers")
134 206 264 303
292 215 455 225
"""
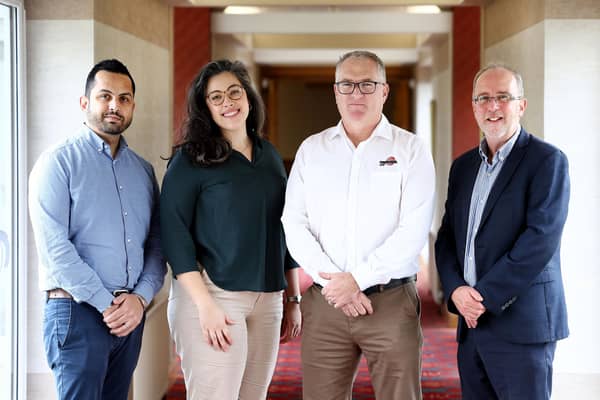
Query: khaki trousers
301 283 423 400
167 273 283 400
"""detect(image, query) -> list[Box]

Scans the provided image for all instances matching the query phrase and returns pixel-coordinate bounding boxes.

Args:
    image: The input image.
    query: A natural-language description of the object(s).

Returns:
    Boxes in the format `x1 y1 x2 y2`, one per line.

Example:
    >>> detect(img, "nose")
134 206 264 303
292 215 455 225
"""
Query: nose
350 87 364 98
222 95 235 107
108 99 119 111
487 98 501 110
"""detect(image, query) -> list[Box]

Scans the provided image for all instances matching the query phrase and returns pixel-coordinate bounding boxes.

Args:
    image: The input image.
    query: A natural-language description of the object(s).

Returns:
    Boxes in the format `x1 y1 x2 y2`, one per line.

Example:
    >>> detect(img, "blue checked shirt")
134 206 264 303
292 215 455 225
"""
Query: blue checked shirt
463 129 521 286
29 125 166 313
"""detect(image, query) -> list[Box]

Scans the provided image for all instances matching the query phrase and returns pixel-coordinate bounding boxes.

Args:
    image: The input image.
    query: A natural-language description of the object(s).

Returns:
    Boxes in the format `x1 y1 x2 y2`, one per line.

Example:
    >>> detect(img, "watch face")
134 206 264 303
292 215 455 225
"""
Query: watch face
287 295 301 303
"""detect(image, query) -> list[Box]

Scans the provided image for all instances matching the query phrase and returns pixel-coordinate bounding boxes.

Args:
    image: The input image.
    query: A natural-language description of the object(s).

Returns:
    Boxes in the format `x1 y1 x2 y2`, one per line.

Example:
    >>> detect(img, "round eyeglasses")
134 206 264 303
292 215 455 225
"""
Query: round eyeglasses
472 93 523 106
335 80 383 95
206 84 244 106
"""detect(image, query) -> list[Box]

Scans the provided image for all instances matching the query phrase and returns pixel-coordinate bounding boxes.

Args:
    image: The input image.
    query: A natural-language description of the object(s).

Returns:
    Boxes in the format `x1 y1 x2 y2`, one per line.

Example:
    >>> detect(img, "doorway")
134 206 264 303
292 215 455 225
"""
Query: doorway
259 65 415 171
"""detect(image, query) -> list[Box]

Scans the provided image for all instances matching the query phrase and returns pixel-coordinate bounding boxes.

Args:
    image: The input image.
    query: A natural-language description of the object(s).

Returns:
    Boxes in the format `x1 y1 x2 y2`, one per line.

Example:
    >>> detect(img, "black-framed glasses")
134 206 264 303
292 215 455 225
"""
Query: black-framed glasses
335 80 383 95
472 93 523 106
206 84 244 106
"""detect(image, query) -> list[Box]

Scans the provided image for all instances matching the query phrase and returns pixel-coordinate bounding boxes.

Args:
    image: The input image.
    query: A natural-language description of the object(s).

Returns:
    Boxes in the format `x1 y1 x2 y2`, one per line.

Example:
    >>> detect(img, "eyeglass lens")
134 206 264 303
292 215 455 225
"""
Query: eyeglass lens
207 85 244 105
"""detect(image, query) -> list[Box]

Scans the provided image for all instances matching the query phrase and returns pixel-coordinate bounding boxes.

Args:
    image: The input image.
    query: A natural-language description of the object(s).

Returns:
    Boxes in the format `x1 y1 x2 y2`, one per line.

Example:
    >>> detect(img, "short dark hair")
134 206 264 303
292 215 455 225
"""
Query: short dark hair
176 59 265 166
85 59 136 97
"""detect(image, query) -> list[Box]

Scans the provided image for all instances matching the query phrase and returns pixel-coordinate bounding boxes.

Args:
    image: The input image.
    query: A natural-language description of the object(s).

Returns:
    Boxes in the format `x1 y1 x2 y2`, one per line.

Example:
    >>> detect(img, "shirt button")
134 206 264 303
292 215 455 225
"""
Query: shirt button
127 239 131 243
469 256 473 260
119 185 123 190
123 211 128 216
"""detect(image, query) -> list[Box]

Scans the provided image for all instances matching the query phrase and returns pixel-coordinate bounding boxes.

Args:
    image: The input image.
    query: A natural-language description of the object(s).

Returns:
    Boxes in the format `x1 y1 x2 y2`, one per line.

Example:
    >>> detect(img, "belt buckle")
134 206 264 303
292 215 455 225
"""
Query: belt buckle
112 289 130 297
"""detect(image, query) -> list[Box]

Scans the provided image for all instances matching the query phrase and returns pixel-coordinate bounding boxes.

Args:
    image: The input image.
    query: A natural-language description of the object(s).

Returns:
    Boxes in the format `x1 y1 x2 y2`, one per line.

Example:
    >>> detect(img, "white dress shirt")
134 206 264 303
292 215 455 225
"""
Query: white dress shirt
282 115 435 290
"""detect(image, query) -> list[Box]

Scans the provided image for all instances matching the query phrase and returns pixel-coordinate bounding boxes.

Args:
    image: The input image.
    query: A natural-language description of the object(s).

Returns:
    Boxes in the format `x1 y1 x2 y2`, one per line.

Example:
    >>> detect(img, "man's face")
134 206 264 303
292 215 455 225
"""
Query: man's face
334 57 388 136
472 68 526 144
80 70 135 136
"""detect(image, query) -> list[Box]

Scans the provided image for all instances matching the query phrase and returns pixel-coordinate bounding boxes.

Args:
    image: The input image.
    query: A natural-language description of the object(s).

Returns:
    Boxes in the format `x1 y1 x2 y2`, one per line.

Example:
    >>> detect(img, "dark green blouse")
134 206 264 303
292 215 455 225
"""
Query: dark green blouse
160 137 297 292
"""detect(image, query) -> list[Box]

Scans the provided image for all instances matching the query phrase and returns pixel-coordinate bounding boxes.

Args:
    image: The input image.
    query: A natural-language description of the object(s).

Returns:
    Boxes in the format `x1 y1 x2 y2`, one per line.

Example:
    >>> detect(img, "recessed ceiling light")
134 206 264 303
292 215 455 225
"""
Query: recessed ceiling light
224 6 261 15
406 5 441 14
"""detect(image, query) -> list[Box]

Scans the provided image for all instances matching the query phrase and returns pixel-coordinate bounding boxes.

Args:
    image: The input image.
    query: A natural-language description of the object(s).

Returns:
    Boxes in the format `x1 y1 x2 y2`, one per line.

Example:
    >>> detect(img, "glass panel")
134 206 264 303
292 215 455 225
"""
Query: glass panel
0 3 15 399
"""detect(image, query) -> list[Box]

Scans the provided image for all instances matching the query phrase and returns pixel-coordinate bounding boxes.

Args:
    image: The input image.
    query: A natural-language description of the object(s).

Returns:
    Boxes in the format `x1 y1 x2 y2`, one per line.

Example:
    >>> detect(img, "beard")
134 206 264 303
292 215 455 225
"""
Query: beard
86 109 132 136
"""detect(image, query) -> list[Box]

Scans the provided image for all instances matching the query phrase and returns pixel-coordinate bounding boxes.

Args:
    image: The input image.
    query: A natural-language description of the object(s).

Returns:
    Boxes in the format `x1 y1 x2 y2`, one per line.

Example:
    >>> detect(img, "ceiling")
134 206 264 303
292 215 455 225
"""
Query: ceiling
164 0 485 66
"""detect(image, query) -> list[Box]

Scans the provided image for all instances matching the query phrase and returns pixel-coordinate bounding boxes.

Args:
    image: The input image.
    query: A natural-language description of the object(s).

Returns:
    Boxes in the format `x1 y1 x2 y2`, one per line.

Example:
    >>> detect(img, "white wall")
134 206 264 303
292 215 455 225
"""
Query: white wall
543 18 600 376
483 17 600 399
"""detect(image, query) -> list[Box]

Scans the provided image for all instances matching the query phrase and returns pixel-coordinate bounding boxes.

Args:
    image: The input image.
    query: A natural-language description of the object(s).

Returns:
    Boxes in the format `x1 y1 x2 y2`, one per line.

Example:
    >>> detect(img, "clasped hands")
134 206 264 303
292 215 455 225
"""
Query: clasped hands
102 293 145 337
319 272 373 318
451 285 486 328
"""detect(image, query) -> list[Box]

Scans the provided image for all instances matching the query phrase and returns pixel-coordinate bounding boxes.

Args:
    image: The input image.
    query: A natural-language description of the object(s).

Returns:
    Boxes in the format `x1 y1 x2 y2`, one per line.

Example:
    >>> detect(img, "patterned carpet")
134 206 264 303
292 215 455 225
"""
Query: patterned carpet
165 282 461 399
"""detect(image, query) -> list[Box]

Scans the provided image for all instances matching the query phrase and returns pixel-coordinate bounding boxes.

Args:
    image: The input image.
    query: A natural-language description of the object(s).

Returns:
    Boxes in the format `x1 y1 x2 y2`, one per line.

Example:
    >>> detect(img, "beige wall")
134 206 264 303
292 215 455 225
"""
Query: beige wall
25 1 172 399
484 21 545 138
430 35 452 231
212 33 258 88
484 0 600 47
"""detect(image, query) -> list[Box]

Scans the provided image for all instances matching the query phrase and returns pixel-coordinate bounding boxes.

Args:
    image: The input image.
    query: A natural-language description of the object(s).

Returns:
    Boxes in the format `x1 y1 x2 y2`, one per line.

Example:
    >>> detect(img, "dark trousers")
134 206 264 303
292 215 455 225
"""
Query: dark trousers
43 299 145 400
458 326 556 400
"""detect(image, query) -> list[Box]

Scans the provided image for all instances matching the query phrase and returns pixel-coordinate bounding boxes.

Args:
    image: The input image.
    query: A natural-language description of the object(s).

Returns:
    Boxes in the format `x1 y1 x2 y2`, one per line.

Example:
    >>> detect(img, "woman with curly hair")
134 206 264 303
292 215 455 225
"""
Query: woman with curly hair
160 60 301 400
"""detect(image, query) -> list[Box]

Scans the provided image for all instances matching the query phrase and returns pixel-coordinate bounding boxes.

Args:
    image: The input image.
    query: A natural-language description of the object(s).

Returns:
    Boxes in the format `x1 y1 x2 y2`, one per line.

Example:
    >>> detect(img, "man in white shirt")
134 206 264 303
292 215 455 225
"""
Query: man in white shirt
282 50 435 399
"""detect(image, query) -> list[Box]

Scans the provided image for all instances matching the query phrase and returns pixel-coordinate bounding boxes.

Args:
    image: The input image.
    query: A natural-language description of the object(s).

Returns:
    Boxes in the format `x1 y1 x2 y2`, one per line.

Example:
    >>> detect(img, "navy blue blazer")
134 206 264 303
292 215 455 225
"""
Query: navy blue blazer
435 128 570 344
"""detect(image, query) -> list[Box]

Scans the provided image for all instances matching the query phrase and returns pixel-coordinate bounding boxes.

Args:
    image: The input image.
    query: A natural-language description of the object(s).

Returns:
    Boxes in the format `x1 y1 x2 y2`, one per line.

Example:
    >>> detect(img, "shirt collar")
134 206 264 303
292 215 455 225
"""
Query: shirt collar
80 123 128 153
327 114 393 142
479 125 521 165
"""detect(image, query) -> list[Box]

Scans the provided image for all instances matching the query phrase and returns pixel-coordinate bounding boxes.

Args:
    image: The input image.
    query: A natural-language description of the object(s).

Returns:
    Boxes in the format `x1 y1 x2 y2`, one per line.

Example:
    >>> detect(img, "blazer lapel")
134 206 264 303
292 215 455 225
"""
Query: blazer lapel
455 151 482 256
479 129 530 227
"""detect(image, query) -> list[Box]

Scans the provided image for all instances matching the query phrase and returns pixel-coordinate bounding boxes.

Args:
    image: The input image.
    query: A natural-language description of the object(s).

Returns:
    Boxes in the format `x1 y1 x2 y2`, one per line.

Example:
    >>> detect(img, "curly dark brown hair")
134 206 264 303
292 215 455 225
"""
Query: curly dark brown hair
174 59 265 166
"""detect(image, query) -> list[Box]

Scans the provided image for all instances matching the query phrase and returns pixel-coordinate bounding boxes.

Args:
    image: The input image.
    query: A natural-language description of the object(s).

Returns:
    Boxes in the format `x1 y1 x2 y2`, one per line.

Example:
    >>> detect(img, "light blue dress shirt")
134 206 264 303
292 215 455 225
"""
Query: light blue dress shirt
29 125 165 313
463 129 521 286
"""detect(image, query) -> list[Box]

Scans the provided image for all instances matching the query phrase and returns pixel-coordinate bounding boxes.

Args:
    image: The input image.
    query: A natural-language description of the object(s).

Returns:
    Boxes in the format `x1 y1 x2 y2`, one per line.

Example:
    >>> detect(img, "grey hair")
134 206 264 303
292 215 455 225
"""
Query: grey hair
473 63 524 96
335 50 387 82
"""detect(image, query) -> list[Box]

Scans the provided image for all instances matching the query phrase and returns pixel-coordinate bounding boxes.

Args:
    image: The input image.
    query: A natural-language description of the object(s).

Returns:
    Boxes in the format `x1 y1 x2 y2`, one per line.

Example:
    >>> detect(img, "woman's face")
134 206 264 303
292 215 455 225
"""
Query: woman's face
205 72 250 137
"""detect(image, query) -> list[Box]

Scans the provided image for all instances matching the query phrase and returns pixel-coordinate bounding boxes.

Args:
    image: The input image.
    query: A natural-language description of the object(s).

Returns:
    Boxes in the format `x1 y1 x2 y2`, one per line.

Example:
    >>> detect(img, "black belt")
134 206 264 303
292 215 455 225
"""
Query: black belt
314 275 416 297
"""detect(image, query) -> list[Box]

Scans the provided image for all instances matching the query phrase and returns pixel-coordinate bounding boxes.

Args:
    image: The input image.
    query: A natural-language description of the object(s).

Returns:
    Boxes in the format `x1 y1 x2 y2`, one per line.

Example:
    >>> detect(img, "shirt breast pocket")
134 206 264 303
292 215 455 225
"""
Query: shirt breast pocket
370 170 403 206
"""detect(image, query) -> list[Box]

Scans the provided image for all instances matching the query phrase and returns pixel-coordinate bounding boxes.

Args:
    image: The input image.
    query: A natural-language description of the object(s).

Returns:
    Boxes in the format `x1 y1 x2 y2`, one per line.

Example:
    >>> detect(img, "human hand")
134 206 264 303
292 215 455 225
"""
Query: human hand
280 302 302 343
102 293 145 337
197 300 235 351
450 286 486 327
319 272 361 308
340 292 373 318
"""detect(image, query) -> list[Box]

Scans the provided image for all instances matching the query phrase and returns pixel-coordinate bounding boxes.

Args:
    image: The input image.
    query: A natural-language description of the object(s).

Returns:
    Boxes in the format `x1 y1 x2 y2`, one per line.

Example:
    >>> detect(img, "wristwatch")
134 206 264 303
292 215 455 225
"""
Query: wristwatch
286 295 302 304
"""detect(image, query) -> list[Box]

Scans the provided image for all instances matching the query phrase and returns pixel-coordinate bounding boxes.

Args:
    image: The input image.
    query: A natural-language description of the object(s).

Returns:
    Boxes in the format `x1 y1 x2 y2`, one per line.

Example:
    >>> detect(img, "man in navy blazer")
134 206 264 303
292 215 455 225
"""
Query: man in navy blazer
435 64 569 400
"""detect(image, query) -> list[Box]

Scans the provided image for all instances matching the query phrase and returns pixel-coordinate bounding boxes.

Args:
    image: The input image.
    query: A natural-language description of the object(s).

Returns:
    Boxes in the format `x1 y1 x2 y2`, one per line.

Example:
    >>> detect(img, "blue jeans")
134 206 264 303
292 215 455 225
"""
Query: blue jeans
43 298 145 400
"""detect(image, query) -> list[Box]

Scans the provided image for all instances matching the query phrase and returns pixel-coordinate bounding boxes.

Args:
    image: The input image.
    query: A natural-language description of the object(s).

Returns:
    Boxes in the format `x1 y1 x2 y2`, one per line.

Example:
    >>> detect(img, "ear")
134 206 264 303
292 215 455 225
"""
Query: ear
80 95 89 112
518 97 527 116
382 83 390 102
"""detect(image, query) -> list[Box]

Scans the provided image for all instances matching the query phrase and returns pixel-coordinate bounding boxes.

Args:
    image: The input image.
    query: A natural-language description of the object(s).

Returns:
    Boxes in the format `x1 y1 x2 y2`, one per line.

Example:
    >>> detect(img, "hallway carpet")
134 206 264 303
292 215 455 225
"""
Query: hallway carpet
165 285 461 399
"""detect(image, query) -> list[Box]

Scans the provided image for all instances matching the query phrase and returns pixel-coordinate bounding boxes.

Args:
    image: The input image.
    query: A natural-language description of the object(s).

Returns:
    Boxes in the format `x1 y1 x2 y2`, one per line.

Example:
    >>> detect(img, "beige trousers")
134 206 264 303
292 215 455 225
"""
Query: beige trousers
167 272 283 400
301 283 423 400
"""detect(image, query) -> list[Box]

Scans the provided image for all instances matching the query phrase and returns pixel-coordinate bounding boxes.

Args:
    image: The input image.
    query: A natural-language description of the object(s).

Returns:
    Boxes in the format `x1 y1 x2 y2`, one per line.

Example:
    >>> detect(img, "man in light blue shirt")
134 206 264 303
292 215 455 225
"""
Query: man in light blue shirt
29 59 166 400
